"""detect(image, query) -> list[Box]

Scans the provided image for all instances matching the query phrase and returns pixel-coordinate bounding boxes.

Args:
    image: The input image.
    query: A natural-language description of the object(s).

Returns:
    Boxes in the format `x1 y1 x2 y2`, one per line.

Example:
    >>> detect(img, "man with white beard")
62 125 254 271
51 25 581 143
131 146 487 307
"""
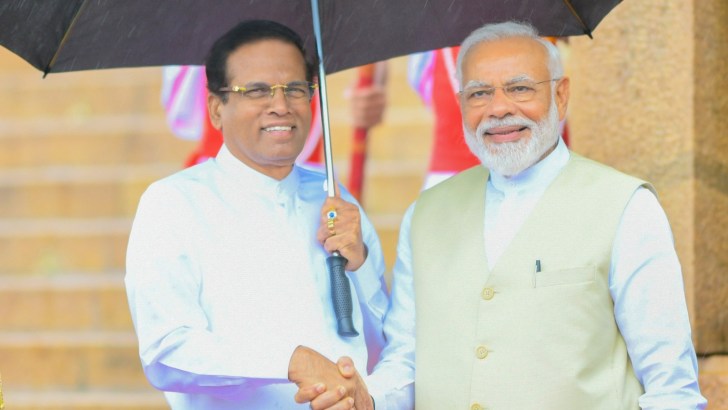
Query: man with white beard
373 20 707 410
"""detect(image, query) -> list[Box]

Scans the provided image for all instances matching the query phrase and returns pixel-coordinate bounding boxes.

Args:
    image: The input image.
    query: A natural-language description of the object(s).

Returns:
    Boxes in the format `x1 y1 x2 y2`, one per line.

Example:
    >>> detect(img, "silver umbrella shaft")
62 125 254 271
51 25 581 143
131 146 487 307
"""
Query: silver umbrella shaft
311 0 359 337
311 0 336 198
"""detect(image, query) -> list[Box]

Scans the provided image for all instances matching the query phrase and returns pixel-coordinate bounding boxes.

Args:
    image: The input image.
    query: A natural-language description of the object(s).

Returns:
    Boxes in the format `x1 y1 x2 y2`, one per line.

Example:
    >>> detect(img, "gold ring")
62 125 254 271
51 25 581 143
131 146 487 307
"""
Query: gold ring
326 208 336 235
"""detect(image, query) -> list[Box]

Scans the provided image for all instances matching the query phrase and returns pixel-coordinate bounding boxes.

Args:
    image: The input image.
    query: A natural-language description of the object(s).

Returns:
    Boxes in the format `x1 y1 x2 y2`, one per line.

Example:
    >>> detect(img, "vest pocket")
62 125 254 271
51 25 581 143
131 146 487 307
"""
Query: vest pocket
534 265 595 287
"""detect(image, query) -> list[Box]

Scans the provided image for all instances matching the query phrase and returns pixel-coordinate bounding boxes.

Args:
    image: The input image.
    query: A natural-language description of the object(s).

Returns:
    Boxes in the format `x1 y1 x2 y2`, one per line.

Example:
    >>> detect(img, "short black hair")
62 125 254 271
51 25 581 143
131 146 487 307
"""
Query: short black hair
205 20 315 102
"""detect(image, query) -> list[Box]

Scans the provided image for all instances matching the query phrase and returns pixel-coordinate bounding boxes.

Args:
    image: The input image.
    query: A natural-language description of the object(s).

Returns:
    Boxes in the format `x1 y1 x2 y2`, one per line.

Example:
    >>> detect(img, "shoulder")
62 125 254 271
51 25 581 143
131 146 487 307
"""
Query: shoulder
569 152 637 179
565 152 657 203
296 164 327 187
141 161 217 205
296 165 361 205
420 165 487 201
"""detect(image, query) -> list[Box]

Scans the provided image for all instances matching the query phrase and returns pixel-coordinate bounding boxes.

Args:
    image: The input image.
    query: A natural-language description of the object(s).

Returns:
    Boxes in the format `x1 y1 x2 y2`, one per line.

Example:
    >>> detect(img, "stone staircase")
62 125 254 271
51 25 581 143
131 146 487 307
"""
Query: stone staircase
0 46 430 409
0 46 196 409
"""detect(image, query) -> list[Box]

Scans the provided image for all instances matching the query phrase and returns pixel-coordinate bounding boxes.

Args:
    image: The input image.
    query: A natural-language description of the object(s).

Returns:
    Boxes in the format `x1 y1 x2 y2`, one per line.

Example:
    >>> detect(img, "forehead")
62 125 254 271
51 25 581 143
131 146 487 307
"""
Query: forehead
461 36 550 83
225 38 306 83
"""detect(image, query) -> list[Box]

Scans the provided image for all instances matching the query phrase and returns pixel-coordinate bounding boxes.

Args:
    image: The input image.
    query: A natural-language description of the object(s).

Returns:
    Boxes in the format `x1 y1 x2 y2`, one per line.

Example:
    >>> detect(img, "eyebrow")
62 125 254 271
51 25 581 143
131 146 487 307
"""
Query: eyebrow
463 80 490 89
505 74 535 84
462 75 536 89
240 81 270 88
239 80 308 88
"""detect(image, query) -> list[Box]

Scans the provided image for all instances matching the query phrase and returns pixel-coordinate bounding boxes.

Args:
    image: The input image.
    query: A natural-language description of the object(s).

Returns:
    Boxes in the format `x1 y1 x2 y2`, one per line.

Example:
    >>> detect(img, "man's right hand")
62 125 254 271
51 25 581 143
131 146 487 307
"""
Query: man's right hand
289 346 373 410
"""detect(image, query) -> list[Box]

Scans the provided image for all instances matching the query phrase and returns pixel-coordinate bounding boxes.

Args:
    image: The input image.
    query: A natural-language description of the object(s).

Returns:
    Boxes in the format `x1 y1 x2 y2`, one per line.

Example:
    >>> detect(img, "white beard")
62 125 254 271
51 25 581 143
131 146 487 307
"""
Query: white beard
463 99 561 177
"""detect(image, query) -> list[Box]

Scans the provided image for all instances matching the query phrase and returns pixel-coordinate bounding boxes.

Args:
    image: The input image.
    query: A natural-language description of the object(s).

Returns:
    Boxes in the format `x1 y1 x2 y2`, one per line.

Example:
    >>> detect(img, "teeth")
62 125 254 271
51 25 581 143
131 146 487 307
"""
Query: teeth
265 126 292 132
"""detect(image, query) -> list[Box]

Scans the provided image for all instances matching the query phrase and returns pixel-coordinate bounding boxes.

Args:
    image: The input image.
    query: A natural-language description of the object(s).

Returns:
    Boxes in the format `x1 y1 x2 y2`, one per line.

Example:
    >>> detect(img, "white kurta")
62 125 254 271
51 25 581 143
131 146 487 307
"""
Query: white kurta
126 145 398 409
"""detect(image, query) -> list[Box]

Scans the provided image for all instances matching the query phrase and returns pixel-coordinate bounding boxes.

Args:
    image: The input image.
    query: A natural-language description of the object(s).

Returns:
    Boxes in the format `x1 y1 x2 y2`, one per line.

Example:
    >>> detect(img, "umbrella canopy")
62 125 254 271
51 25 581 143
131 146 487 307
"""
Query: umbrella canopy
0 0 621 76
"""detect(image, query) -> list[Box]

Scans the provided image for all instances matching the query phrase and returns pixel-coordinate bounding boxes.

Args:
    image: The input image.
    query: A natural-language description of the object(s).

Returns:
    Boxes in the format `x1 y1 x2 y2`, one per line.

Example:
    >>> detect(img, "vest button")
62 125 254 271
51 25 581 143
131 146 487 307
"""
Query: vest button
470 403 484 410
481 287 495 300
475 345 489 359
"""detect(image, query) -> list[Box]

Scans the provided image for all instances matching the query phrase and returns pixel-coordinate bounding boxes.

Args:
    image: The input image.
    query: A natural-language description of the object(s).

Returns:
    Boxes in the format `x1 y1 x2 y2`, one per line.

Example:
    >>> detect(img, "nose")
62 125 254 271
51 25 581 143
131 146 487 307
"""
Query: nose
267 86 291 114
485 87 517 119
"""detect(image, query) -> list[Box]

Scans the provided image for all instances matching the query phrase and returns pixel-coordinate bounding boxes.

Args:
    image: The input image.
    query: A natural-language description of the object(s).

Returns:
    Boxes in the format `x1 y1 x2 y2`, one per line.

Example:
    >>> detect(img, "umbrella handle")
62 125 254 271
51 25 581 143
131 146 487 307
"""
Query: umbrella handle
327 252 358 337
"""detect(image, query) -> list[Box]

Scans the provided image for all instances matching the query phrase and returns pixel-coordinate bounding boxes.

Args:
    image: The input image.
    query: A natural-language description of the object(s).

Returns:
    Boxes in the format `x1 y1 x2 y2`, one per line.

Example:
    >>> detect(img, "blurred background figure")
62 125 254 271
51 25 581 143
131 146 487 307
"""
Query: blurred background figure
408 46 481 189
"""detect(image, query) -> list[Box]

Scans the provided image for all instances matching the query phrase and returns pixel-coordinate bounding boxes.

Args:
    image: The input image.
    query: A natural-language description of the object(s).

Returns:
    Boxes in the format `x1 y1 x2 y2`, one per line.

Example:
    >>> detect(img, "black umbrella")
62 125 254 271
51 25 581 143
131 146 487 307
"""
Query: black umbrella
0 0 624 337
1 0 619 75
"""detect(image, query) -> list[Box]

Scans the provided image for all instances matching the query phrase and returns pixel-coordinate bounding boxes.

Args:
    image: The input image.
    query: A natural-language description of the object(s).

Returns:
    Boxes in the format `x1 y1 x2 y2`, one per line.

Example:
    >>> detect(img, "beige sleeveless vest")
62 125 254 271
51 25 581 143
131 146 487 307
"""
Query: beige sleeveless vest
411 154 649 409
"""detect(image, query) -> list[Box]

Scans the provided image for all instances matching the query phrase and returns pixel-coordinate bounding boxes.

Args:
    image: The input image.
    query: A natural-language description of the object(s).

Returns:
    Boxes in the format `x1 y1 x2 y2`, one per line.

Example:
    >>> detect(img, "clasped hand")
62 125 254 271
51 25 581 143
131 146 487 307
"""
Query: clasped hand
289 346 373 410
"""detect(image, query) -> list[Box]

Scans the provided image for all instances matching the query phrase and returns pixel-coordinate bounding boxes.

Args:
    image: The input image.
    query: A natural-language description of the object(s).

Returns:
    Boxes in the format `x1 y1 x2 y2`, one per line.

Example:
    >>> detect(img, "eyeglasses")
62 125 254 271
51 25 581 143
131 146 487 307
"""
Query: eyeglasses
459 79 560 108
218 81 318 101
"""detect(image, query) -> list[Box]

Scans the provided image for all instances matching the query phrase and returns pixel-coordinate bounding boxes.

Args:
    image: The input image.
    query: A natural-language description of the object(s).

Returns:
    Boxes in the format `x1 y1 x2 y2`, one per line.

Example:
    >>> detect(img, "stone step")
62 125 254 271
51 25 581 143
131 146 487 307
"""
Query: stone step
7 389 167 410
698 356 728 408
361 160 426 214
0 49 165 119
0 331 147 390
0 164 179 218
4 76 166 121
0 116 196 167
0 218 130 274
0 273 131 332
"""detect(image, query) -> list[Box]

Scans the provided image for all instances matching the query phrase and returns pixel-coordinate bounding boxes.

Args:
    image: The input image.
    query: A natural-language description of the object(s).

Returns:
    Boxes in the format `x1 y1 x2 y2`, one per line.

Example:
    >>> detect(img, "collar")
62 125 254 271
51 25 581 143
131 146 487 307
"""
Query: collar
489 137 570 194
214 144 301 200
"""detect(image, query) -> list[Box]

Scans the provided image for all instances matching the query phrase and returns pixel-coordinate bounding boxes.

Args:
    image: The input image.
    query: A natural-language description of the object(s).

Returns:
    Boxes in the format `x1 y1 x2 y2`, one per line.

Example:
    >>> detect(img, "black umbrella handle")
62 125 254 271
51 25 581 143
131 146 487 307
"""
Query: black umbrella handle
327 251 358 337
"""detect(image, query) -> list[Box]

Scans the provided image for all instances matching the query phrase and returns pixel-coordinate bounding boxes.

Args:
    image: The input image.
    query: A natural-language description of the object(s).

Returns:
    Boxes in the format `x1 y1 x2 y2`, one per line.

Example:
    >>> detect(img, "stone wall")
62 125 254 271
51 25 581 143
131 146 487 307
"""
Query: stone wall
568 0 727 354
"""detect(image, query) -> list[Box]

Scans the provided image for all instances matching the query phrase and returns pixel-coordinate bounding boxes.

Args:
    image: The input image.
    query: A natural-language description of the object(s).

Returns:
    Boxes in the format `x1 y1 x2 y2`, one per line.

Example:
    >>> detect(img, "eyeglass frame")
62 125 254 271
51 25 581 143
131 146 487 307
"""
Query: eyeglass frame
458 78 561 107
218 81 318 101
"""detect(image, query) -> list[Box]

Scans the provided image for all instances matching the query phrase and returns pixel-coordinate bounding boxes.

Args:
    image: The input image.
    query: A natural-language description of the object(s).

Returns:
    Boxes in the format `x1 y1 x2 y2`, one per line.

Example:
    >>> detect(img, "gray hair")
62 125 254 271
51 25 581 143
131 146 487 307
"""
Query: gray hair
455 21 564 87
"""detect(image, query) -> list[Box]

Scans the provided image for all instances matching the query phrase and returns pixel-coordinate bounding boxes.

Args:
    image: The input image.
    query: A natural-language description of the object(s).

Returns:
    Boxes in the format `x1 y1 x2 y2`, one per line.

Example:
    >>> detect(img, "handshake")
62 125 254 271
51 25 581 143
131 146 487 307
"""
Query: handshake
288 345 374 410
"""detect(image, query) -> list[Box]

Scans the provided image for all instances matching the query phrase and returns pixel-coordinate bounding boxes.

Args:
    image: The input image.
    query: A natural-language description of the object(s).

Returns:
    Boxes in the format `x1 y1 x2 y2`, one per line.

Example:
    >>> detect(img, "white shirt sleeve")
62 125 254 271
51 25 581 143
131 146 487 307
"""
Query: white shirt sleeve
125 183 297 395
610 187 707 409
366 203 416 410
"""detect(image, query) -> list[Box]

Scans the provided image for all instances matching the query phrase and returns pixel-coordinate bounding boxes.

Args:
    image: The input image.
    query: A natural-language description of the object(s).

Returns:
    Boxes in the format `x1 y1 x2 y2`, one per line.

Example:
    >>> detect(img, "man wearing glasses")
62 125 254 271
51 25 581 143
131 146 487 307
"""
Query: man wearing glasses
304 20 705 410
126 20 408 409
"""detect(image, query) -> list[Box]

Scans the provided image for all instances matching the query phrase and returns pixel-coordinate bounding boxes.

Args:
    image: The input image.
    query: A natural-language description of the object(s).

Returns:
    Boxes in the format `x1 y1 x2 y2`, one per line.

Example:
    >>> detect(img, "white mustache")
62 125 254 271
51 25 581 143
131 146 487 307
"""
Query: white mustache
477 116 538 138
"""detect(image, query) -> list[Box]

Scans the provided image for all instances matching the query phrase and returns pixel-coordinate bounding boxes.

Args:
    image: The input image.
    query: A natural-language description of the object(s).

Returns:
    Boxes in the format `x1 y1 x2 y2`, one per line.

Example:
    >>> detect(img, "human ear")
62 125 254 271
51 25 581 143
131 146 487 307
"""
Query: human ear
207 93 223 130
555 77 570 121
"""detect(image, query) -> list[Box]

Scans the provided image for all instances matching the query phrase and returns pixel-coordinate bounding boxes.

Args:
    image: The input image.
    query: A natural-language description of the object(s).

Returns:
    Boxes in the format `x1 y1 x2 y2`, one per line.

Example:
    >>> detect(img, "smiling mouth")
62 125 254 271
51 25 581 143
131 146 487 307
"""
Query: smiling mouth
485 126 528 136
263 126 293 132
